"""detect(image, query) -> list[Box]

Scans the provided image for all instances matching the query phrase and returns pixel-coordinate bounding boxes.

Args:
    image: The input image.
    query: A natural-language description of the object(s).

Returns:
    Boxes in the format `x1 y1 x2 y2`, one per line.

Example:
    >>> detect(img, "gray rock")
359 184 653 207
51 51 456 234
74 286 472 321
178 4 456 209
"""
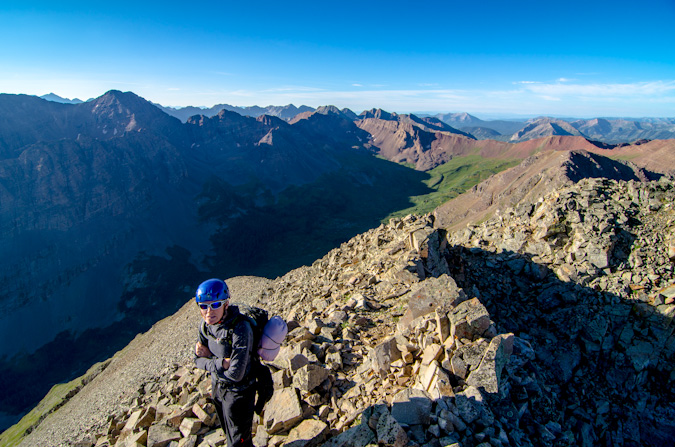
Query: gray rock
454 386 494 426
466 333 514 394
264 387 304 434
369 337 401 377
320 423 376 447
398 275 466 331
391 388 433 426
146 423 180 447
293 364 330 391
376 411 409 447
284 419 328 447
448 298 491 340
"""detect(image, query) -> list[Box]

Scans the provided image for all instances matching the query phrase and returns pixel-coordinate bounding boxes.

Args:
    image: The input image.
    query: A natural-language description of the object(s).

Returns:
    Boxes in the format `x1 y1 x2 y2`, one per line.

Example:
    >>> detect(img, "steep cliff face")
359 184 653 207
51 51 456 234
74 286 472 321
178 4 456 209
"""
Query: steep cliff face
0 132 205 359
355 111 477 171
13 176 675 447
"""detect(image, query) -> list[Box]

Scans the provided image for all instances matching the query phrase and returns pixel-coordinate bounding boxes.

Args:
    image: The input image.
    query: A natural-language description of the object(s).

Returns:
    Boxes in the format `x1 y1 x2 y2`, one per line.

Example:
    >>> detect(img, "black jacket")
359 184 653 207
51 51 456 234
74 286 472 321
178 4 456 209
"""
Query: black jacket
194 305 254 390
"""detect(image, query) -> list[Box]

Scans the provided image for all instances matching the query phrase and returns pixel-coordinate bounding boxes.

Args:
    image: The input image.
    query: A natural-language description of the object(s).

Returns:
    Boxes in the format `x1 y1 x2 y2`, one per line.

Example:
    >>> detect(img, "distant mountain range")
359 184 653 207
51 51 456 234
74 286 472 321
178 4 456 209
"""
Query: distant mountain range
434 112 675 143
37 93 675 144
156 102 316 122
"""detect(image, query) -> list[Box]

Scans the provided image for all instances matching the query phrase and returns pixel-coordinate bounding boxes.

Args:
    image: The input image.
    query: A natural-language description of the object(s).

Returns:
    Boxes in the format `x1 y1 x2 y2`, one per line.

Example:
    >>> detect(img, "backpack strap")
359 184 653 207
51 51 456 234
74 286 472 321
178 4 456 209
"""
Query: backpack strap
199 320 209 343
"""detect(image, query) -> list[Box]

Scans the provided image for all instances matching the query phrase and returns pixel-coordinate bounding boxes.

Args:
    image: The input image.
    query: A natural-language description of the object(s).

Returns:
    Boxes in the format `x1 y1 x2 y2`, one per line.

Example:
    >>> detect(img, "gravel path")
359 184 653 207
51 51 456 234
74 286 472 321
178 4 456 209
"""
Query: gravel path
18 276 273 447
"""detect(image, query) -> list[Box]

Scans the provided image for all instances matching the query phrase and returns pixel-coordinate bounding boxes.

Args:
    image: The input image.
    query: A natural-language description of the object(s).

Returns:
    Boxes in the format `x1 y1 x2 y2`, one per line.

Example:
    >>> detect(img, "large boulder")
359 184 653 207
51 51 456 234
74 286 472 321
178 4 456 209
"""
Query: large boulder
320 423 376 447
448 297 492 341
369 337 402 377
264 387 304 435
397 275 467 332
390 388 433 426
284 419 329 447
466 333 514 394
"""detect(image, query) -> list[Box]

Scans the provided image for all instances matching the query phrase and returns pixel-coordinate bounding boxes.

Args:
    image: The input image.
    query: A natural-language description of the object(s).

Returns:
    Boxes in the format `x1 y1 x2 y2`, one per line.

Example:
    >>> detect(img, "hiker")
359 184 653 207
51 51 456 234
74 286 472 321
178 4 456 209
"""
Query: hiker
193 278 257 447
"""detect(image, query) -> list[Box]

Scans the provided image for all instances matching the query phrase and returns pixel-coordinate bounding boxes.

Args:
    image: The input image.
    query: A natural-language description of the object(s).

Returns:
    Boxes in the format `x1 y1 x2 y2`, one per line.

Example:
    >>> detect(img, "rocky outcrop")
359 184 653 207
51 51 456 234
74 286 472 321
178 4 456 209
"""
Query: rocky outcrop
446 177 675 446
15 177 675 447
433 149 661 231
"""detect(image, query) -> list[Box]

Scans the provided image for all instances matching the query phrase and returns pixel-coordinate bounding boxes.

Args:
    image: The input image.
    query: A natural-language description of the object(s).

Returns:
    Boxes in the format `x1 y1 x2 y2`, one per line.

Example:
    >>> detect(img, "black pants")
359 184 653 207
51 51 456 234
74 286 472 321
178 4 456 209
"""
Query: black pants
215 383 256 447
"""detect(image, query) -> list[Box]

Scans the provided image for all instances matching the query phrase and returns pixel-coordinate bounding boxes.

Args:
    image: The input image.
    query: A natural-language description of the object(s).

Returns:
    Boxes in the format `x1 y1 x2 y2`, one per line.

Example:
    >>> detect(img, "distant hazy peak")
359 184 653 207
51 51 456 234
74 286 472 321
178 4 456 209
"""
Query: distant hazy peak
39 93 83 104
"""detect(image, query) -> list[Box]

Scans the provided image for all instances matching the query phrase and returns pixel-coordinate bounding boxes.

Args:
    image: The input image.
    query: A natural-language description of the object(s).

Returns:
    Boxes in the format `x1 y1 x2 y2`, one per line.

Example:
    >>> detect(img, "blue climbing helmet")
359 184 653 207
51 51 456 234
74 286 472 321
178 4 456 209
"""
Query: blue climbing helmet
195 278 230 303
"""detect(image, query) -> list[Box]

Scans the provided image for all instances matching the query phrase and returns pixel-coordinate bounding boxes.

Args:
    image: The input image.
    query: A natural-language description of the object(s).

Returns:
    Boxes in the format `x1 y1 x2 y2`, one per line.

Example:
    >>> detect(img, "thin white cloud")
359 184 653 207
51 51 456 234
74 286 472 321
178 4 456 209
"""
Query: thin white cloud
261 86 325 93
523 80 675 97
228 80 675 116
352 83 363 87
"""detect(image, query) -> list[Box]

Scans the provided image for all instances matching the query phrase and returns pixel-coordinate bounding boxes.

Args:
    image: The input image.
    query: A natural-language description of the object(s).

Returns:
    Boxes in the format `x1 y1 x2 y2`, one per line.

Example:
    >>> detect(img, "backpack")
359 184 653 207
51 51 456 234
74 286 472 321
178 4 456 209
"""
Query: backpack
237 305 285 415
237 304 270 357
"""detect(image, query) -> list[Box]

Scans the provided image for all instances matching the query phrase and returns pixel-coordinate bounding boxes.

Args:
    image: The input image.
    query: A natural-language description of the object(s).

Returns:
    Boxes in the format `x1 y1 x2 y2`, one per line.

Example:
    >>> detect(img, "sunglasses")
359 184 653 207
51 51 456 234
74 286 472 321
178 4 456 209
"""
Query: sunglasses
198 300 227 310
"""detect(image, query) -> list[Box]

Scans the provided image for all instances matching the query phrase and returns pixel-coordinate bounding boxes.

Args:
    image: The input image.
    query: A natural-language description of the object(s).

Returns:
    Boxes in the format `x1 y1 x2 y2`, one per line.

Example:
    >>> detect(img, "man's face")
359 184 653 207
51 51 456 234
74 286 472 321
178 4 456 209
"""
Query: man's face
199 300 228 325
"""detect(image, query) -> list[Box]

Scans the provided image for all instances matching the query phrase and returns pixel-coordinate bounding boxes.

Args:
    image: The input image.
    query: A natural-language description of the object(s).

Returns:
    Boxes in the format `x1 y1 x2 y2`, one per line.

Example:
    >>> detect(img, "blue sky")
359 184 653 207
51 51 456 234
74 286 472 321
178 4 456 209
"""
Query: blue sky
1 0 674 117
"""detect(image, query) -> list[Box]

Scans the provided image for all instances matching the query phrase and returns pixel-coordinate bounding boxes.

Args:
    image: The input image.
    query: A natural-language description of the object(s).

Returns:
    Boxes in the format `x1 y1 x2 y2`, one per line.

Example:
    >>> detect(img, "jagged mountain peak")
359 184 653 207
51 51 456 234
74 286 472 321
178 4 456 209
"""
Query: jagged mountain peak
85 90 180 136
255 114 287 127
90 90 165 117
312 105 357 120
315 105 342 115
358 108 397 120
289 105 357 125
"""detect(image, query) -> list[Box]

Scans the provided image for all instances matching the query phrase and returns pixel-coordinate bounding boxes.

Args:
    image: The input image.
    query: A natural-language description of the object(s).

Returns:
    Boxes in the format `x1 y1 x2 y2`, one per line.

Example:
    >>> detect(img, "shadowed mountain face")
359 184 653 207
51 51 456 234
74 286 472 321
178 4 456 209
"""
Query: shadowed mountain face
0 96 410 426
0 91 434 425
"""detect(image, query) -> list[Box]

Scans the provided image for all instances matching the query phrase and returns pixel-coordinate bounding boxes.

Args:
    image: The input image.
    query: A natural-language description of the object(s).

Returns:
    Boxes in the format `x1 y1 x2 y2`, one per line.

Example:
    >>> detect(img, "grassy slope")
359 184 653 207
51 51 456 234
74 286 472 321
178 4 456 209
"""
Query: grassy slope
0 360 110 447
384 155 520 220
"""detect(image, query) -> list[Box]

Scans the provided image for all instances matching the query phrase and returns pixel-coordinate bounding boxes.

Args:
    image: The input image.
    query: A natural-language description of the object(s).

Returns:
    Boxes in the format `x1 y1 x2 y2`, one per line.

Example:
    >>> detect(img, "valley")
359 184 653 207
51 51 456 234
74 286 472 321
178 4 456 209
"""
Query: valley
0 91 674 438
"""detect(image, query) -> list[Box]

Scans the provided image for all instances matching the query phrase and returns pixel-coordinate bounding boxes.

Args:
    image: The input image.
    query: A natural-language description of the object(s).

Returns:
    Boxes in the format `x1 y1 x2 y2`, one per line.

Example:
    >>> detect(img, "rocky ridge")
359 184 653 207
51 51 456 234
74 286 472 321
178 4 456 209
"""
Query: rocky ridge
15 177 675 447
